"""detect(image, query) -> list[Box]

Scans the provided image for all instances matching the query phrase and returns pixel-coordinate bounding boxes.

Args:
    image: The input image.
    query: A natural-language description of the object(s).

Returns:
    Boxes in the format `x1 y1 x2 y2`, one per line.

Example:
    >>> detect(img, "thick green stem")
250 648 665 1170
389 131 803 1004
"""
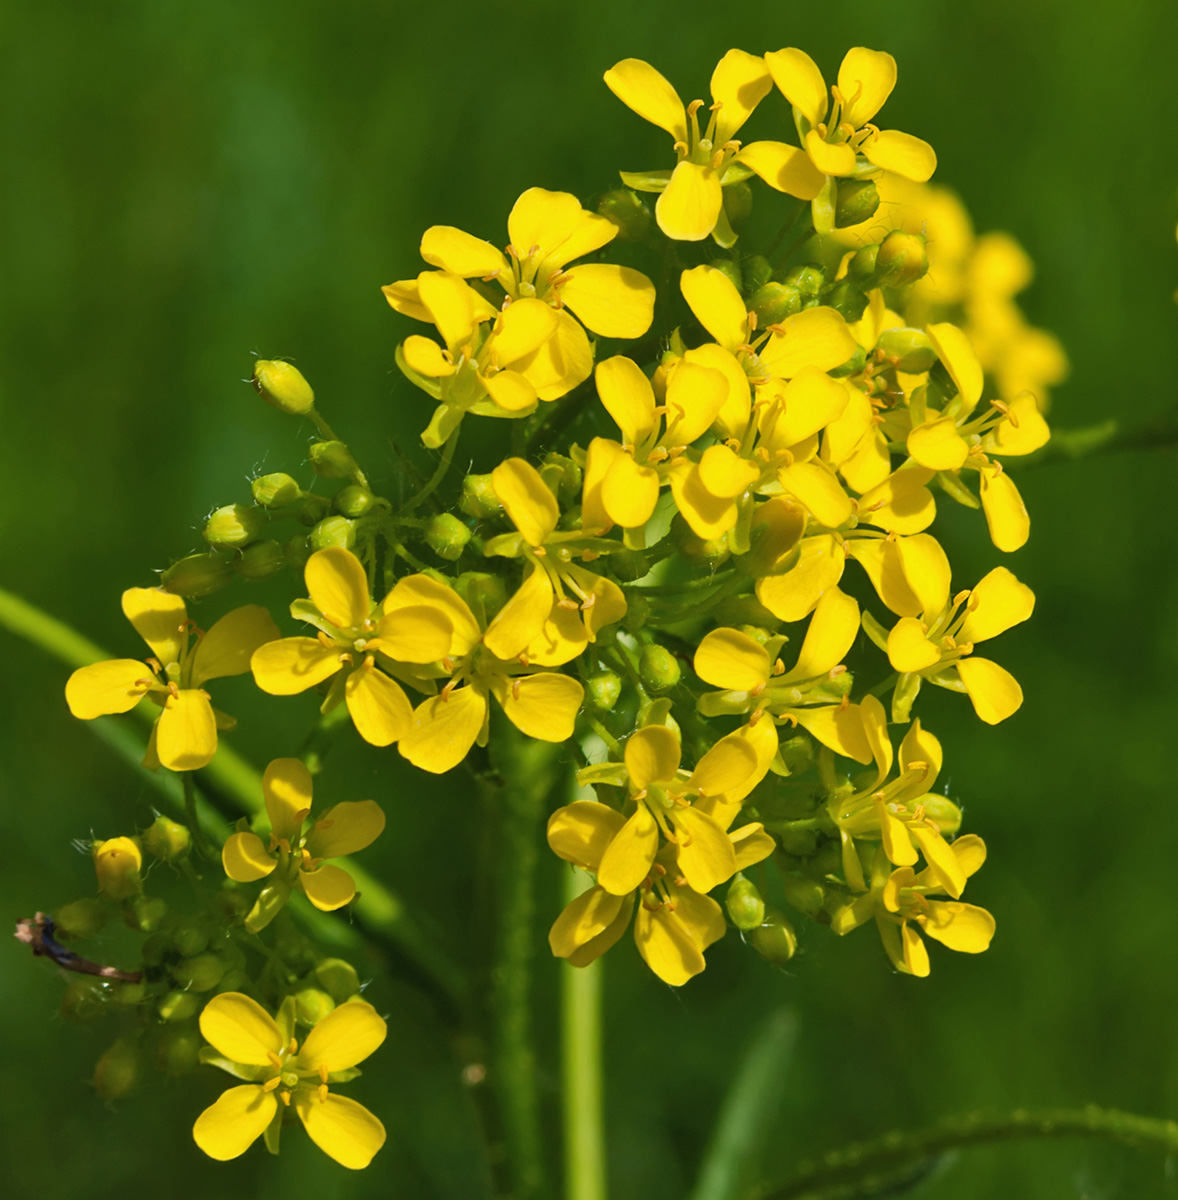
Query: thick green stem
753 1106 1178 1200
562 867 607 1200
404 425 460 512
182 771 215 862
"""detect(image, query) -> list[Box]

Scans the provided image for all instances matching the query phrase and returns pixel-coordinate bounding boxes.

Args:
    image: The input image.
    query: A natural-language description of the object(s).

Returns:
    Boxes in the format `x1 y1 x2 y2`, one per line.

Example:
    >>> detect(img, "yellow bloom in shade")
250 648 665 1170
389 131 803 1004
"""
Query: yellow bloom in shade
193 992 386 1168
221 758 384 922
65 588 279 772
251 548 452 748
606 51 823 244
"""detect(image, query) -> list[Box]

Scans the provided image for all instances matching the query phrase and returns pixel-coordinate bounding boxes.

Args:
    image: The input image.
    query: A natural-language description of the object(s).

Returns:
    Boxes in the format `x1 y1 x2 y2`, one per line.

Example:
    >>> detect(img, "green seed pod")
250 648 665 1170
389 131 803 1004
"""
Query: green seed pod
877 328 937 373
748 905 798 964
61 979 108 1023
308 440 360 480
874 230 929 287
597 188 651 241
234 538 285 581
156 1028 201 1077
456 571 507 623
251 472 302 509
586 671 622 712
726 873 766 931
172 953 225 993
708 257 744 294
460 473 503 519
297 494 331 527
172 922 209 958
94 1038 139 1100
110 981 147 1008
722 180 753 229
285 534 313 569
293 987 336 1027
203 503 267 549
308 515 357 552
781 873 827 919
834 179 880 228
142 815 190 862
253 359 315 415
742 255 773 295
93 837 142 901
749 282 802 327
124 895 168 934
314 958 362 1003
157 990 200 1023
54 898 107 940
425 513 472 561
161 552 234 598
827 280 868 323
334 484 378 518
639 644 681 692
848 245 879 285
782 263 825 298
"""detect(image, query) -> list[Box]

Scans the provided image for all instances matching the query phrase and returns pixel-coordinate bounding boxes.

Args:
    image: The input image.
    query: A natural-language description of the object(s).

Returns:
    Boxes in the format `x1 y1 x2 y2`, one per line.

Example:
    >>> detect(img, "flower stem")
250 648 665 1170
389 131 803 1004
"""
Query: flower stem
182 771 216 862
404 425 460 512
753 1106 1178 1200
562 868 607 1200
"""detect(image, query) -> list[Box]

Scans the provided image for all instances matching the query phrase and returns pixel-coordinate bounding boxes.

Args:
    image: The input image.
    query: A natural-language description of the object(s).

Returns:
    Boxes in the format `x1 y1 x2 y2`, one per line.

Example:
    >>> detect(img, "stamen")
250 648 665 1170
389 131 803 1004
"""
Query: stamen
262 1076 281 1092
318 1084 329 1104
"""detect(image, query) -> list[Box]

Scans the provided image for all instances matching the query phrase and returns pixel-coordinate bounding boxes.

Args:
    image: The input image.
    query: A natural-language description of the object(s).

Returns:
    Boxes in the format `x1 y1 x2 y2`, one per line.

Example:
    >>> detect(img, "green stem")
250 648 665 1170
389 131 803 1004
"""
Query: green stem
524 379 594 458
182 772 215 862
404 425 460 512
752 1106 1178 1200
562 867 607 1200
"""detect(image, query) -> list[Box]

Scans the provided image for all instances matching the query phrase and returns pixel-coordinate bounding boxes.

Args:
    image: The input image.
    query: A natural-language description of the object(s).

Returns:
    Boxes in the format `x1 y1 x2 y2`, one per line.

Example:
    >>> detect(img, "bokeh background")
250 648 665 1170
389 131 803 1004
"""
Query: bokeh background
4 1 1178 1197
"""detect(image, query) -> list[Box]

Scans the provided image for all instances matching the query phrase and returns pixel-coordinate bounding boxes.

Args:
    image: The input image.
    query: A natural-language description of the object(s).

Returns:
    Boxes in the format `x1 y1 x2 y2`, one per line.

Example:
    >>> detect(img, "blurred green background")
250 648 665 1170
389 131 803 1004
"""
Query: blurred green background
3 0 1178 1197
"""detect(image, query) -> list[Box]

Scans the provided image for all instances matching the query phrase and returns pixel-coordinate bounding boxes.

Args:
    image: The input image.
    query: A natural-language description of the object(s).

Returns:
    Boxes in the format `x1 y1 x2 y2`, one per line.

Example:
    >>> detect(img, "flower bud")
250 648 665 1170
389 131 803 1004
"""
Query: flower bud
252 472 302 509
460 473 503 519
93 837 142 901
156 1028 201 1077
297 494 331 527
308 515 357 552
749 282 801 327
876 328 937 373
161 552 233 598
308 440 360 480
456 572 507 623
142 815 190 862
722 181 753 229
285 534 312 569
61 979 108 1022
708 257 744 294
672 515 728 567
254 359 315 415
848 245 879 284
623 592 650 632
874 231 929 288
780 873 827 919
124 894 168 933
203 504 267 549
597 188 651 241
782 264 825 299
172 952 225 993
607 548 650 582
748 905 798 964
54 898 107 940
293 987 336 1026
234 538 285 581
774 825 817 855
172 921 209 957
141 931 170 966
586 671 622 711
425 513 472 560
920 796 963 836
828 344 867 379
315 958 362 1003
334 484 379 518
778 735 815 776
742 255 773 295
827 280 868 323
639 644 681 692
157 990 200 1023
834 179 880 228
726 874 766 931
94 1038 139 1100
741 498 805 577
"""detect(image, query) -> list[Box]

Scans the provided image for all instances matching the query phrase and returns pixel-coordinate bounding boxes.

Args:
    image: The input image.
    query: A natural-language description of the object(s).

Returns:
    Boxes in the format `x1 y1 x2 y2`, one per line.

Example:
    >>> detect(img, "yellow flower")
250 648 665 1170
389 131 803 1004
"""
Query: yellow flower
193 992 386 1168
606 50 823 243
221 758 384 919
251 548 452 748
65 589 279 771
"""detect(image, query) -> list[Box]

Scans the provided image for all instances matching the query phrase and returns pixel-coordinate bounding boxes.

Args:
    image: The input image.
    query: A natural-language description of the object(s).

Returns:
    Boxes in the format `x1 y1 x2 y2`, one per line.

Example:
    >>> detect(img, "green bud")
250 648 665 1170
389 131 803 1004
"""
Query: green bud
161 552 234 598
308 515 357 552
877 328 937 373
61 979 108 1022
142 815 190 862
828 345 867 379
285 534 312 569
54 898 107 940
314 958 362 1003
93 837 142 901
334 484 378 518
848 245 879 284
309 440 360 480
742 255 773 295
639 644 681 692
834 179 880 228
810 841 845 879
217 966 247 993
297 494 331 527
672 515 729 567
274 930 316 973
203 503 267 549
781 872 828 918
251 472 302 509
124 894 168 934
607 548 650 582
726 874 766 931
722 181 753 229
157 990 200 1023
749 282 801 327
586 671 622 711
253 359 315 415
172 922 209 958
246 880 292 934
140 931 170 967
456 571 507 623
748 906 798 964
216 885 252 924
874 231 929 287
921 795 963 836
460 473 502 519
94 1038 139 1100
741 497 805 578
623 592 650 632
827 280 868 323
293 987 336 1026
425 513 472 560
775 825 818 855
597 188 651 241
234 538 285 581
778 735 815 776
708 257 744 294
783 264 825 298
110 981 146 1008
156 1028 201 1077
172 952 225 993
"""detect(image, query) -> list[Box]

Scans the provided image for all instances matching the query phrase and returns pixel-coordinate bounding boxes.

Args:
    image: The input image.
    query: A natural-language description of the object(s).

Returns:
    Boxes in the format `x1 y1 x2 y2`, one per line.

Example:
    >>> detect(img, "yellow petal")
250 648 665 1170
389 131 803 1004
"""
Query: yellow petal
492 458 560 548
667 460 738 540
694 627 770 691
756 534 845 622
759 307 856 379
687 734 756 796
375 604 452 664
980 469 1029 552
492 296 560 366
400 334 454 378
898 718 943 785
400 686 487 774
731 822 776 870
547 801 627 871
783 587 859 680
251 637 341 695
482 367 538 414
920 901 995 953
417 270 482 352
804 130 856 176
263 756 313 841
983 390 1050 457
737 140 824 200
306 800 386 860
566 564 628 640
822 380 874 464
306 548 371 631
295 1092 386 1170
859 693 893 781
663 358 730 446
894 533 951 619
899 921 931 976
524 600 588 668
561 263 655 339
907 416 968 471
65 659 152 719
199 992 283 1064
682 343 751 438
763 48 828 127
602 452 660 529
597 802 659 895
596 355 657 445
910 826 967 899
298 999 386 1073
345 664 412 747
495 671 583 742
382 278 432 321
624 724 681 789
191 605 279 685
566 893 636 968
927 323 983 413
122 587 188 666
680 264 747 352
848 539 921 618
603 58 687 142
878 804 917 866
420 225 509 278
778 460 853 528
836 47 897 127
959 567 1034 645
950 834 988 879
156 689 217 771
222 832 276 883
634 894 722 986
671 806 738 893
582 437 625 535
698 443 759 500
515 307 594 401
862 129 937 182
886 617 942 674
794 704 873 764
193 1085 277 1161
858 466 936 535
299 863 357 911
508 187 617 268
655 160 722 242
769 366 850 447
384 574 481 658
483 567 554 661
957 656 1023 724
549 885 625 957
710 48 772 142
